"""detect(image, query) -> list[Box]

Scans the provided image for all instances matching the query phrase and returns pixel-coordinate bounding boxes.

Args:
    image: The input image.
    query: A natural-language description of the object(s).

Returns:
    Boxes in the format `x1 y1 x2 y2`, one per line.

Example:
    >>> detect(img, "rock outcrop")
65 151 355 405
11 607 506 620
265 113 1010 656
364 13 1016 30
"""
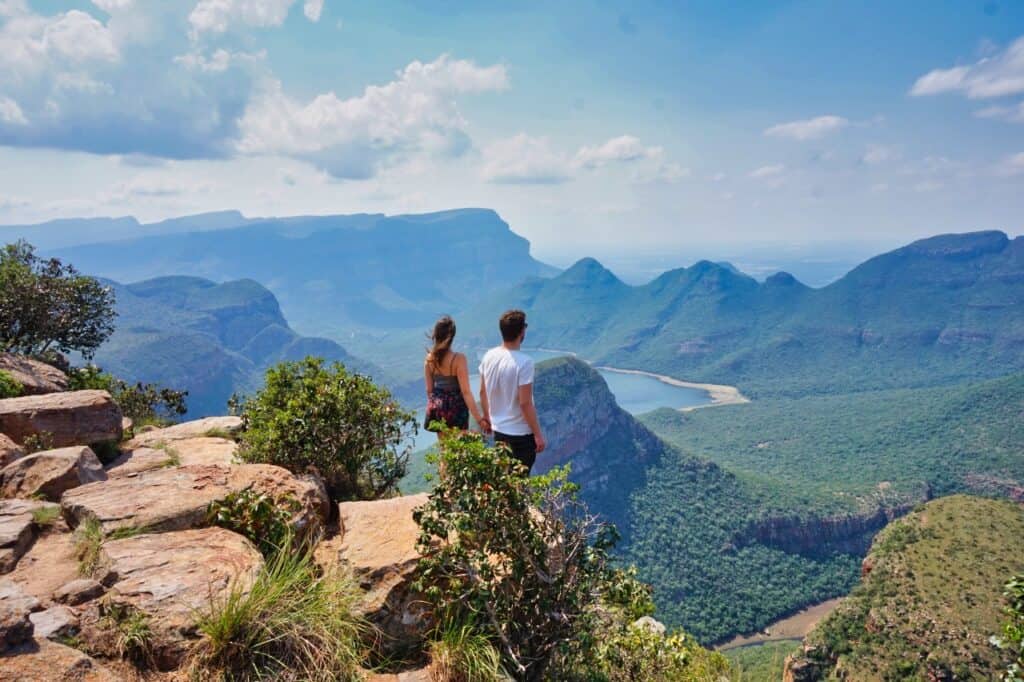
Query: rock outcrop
124 416 242 448
105 437 237 477
0 446 106 501
0 390 122 448
0 353 68 396
0 435 24 469
0 578 38 653
29 605 78 640
0 638 120 681
316 493 431 655
87 527 263 669
0 500 58 574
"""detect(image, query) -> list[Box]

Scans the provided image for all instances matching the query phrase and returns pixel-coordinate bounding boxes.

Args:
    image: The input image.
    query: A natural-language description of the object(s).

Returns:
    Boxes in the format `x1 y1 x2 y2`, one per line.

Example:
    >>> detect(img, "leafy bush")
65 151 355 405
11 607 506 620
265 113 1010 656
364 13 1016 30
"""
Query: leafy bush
68 364 188 427
207 488 300 557
429 621 510 682
236 357 416 501
994 574 1024 682
0 370 22 398
101 602 154 667
0 240 116 360
190 544 366 681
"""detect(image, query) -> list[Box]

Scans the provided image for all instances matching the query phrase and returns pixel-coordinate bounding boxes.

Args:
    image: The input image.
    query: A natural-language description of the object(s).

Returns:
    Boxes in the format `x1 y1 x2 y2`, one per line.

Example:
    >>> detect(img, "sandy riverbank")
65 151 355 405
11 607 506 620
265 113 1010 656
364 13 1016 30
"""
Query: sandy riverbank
594 366 750 410
717 598 842 650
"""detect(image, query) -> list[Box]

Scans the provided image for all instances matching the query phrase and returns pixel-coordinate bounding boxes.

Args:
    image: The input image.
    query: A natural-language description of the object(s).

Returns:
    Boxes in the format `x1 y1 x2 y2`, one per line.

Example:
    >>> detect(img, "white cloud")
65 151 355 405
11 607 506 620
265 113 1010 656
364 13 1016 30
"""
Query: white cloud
574 135 661 168
91 0 134 12
0 96 26 125
996 151 1024 176
910 36 1024 99
749 164 785 178
974 101 1024 123
188 0 300 35
764 115 848 140
237 55 508 178
861 144 897 165
481 134 572 184
303 0 323 22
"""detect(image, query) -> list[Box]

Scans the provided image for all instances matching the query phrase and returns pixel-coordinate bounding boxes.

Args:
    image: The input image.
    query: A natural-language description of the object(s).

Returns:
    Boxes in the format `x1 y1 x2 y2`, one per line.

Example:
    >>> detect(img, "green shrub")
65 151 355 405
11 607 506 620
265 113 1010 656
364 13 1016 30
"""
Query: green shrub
22 431 54 454
0 370 22 398
190 544 366 681
236 357 416 501
994 574 1024 682
589 621 731 682
207 488 299 557
31 505 60 528
101 602 153 666
0 240 115 360
68 364 188 427
429 621 510 682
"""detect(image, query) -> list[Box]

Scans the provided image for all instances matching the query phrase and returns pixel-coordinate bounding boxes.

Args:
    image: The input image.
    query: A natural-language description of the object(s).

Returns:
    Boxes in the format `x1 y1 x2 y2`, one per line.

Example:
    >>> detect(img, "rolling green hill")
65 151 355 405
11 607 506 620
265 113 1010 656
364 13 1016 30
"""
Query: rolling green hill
788 495 1024 680
459 231 1024 399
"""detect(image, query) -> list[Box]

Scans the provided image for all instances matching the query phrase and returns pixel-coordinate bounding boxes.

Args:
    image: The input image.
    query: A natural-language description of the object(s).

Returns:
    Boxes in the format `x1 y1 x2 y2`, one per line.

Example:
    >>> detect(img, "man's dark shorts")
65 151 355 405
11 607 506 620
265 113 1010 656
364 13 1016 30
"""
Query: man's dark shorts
494 432 536 474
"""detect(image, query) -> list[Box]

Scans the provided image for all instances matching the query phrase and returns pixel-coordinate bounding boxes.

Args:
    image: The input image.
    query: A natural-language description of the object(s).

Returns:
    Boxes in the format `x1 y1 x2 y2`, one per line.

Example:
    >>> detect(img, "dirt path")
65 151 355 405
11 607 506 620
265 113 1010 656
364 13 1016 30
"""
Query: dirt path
718 598 843 650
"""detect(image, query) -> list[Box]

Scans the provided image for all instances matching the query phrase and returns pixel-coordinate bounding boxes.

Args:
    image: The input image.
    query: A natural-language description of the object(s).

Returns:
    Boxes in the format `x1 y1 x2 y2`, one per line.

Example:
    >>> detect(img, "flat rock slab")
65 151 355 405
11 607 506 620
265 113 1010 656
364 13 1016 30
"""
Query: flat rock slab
0 500 58 574
125 416 242 448
317 493 430 653
0 434 24 470
5 531 79 608
53 579 105 606
0 353 68 396
29 605 78 640
1 446 106 501
62 463 329 538
0 578 39 653
0 391 122 448
97 527 262 668
0 638 120 681
105 437 237 478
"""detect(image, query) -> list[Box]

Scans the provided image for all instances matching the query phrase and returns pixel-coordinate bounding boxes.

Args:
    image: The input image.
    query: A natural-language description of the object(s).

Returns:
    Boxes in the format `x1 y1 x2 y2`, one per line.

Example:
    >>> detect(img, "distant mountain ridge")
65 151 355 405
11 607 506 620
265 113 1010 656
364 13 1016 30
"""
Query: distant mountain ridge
462 230 1024 397
17 209 557 337
92 275 385 416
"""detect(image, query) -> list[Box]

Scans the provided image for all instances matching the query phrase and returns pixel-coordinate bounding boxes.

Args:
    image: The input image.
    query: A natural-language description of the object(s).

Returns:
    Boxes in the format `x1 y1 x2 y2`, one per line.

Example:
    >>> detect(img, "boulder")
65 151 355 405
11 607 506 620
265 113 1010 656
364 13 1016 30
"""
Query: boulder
0 578 38 653
62 463 328 538
5 531 80 608
88 527 263 669
53 579 105 606
0 447 106 501
125 416 242 448
0 391 122 448
105 437 237 478
29 605 78 640
0 500 59 574
0 434 24 469
315 493 431 654
0 638 119 681
0 353 68 396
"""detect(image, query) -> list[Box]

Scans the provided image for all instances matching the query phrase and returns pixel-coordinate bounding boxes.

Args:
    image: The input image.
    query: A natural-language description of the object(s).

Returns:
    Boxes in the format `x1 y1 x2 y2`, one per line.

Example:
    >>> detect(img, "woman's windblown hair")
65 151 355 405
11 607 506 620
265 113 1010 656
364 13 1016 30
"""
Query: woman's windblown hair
428 316 457 370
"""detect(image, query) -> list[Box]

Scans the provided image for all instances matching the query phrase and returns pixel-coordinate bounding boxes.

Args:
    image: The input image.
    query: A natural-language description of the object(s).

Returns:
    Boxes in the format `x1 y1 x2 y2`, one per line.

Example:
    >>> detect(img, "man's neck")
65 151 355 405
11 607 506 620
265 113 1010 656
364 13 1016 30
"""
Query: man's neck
502 341 522 351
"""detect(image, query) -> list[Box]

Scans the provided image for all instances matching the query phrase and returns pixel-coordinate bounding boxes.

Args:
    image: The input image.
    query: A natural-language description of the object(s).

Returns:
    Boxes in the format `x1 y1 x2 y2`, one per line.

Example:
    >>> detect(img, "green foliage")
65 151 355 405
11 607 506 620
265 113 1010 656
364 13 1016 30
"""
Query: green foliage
30 505 60 528
22 431 55 454
723 641 800 682
0 240 116 360
429 621 511 682
68 364 188 426
190 544 366 682
236 357 416 501
73 517 105 577
803 496 1024 680
101 602 153 666
994 574 1024 682
0 369 22 398
207 488 299 557
588 621 732 682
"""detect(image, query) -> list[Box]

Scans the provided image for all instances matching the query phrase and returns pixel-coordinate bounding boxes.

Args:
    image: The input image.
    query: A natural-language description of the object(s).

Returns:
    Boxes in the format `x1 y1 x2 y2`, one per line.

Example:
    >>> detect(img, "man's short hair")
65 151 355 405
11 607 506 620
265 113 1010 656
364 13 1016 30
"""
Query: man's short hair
499 309 527 342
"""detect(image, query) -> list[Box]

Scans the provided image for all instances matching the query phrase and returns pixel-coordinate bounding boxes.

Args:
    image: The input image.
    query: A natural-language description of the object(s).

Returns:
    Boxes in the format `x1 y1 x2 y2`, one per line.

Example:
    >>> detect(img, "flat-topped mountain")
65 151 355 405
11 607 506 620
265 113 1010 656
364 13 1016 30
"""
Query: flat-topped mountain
22 209 557 336
93 276 384 416
464 230 1024 397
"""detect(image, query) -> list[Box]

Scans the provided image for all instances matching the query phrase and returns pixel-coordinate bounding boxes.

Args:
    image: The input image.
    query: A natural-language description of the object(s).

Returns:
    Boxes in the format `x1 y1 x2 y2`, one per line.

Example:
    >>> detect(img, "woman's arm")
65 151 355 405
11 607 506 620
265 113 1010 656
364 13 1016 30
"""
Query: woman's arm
424 358 433 399
456 354 489 431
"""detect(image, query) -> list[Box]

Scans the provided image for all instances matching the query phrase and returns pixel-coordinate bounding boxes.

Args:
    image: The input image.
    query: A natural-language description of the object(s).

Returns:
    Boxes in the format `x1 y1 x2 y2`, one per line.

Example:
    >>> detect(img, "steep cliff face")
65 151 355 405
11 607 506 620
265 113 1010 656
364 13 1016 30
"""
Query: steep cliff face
532 357 671 535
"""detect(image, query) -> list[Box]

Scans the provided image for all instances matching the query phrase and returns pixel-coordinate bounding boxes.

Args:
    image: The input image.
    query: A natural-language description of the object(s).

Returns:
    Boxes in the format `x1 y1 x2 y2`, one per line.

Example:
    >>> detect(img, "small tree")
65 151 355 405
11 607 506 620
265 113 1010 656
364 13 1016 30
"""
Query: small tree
0 241 116 361
236 357 416 501
995 574 1024 682
68 365 188 426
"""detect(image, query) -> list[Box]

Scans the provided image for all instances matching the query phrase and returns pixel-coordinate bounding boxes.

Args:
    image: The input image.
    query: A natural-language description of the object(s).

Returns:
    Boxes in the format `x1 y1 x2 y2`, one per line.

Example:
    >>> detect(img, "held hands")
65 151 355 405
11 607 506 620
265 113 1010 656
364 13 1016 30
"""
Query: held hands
476 415 493 435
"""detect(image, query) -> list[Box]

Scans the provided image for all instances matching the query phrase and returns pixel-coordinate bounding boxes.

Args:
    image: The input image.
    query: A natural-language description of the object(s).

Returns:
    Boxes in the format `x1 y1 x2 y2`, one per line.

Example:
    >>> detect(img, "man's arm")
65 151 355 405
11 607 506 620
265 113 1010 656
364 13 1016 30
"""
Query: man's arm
517 383 546 453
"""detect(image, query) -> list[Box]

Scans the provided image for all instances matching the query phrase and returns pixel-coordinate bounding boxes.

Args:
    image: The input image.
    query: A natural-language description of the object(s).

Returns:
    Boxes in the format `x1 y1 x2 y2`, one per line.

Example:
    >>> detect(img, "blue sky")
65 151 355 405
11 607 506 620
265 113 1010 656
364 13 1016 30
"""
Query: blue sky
1 0 1023 263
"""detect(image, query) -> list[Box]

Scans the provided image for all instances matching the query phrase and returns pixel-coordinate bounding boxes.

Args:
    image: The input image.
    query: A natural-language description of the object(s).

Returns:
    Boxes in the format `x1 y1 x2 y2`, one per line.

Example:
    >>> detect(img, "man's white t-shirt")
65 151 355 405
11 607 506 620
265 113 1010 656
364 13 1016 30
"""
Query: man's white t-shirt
479 347 535 436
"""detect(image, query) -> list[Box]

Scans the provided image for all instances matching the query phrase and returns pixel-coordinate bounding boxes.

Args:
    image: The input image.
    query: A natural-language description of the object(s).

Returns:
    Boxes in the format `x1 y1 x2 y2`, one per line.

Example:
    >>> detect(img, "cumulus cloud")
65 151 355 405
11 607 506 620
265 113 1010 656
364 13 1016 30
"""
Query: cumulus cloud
482 132 681 184
975 101 1024 123
764 115 848 140
237 55 508 178
0 96 27 125
303 0 323 22
910 36 1024 99
188 0 303 35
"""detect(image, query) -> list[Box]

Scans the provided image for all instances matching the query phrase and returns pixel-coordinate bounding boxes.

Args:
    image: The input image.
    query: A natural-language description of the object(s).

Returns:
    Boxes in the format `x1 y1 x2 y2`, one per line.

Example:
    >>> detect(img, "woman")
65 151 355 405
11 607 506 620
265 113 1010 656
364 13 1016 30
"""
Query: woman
424 316 489 436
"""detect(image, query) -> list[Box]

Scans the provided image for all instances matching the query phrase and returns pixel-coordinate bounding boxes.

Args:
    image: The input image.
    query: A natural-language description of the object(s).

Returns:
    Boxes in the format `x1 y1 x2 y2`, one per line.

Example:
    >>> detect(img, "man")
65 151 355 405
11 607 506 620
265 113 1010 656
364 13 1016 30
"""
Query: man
478 309 546 474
